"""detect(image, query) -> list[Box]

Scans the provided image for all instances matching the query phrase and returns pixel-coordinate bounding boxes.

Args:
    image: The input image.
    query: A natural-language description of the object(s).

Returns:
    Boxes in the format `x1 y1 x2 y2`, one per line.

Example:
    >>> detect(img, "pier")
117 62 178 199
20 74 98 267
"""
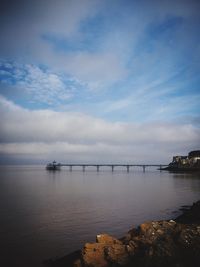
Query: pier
47 163 168 172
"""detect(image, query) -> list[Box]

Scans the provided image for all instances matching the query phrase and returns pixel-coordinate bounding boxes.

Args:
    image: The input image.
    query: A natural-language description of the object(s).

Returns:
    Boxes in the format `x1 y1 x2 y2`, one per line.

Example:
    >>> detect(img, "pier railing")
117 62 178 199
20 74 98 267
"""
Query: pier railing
47 163 168 172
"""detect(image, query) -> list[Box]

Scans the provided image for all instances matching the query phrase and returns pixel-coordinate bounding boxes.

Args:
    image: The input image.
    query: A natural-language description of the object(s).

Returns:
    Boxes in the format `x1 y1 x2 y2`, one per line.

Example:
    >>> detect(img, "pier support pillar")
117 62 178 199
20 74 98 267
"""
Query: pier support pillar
111 165 114 172
83 165 85 172
160 165 162 172
97 165 99 172
70 165 72 172
127 165 129 172
143 165 145 172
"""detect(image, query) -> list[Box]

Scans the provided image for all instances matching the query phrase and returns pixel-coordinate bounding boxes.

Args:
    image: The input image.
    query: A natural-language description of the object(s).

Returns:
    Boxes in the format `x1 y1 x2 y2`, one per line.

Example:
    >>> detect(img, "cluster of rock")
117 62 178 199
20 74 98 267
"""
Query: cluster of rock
45 201 200 267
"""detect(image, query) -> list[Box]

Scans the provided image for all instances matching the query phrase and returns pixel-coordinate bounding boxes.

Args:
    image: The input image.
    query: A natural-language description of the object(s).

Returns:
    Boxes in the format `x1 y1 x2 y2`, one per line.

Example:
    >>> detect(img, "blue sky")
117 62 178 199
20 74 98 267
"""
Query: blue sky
0 0 200 164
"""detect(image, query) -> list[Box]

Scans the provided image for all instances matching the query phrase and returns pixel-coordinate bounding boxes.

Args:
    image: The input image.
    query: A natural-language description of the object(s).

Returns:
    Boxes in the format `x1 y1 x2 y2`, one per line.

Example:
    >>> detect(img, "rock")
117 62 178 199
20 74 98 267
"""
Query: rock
81 234 132 267
96 234 122 245
132 220 200 267
82 235 129 267
178 225 200 258
105 243 130 266
73 259 82 267
121 227 138 244
129 221 182 266
176 200 200 224
126 240 138 256
140 222 152 235
82 243 109 267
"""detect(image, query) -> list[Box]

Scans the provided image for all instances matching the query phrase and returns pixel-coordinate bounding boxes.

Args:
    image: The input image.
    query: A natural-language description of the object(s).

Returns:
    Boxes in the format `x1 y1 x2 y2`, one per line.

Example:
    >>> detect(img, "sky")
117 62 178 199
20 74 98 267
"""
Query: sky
0 0 200 164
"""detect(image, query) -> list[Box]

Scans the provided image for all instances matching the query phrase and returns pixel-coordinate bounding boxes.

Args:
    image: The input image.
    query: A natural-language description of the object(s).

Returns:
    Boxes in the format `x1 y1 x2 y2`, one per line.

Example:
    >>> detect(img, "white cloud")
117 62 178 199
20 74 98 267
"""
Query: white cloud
0 96 199 164
0 62 76 105
1 0 199 92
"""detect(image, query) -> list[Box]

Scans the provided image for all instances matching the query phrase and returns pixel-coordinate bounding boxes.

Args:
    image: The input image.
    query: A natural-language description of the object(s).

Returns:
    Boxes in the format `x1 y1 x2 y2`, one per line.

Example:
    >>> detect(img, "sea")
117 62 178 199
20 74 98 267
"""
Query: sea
0 165 200 267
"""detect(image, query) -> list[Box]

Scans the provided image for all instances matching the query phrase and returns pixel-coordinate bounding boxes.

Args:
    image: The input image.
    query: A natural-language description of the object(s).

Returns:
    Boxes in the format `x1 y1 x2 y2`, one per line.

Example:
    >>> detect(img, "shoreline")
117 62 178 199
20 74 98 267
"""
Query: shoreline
161 166 200 172
44 200 200 267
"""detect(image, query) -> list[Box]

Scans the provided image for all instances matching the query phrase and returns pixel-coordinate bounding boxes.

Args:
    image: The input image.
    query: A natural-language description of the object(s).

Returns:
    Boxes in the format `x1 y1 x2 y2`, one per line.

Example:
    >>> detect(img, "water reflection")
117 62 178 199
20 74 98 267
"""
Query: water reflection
0 167 200 267
172 172 200 193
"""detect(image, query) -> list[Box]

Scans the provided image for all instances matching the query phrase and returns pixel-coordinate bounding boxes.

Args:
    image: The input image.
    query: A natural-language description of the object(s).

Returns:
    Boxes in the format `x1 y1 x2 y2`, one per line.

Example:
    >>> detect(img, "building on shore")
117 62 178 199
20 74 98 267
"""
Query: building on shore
188 151 200 165
169 150 200 168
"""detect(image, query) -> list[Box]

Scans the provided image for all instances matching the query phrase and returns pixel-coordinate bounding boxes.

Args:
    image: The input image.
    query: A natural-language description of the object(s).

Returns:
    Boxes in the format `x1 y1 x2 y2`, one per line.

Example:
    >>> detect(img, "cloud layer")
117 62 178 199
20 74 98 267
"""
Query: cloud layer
0 96 199 164
0 0 200 164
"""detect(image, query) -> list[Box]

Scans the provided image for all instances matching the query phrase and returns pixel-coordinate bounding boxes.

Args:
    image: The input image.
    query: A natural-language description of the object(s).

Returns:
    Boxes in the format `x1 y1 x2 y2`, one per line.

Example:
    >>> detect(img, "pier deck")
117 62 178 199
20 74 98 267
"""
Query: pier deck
48 164 168 172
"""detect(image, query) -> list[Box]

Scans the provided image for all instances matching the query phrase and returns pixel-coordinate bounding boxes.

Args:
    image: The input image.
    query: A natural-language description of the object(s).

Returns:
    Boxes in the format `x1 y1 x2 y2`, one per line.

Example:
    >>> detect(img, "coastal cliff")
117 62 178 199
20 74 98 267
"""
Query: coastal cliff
163 150 200 171
44 201 200 267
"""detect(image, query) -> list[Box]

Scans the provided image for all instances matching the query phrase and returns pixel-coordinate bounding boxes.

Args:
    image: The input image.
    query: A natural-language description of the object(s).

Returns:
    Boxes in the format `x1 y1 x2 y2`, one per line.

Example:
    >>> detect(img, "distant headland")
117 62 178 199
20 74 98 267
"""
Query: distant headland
162 150 200 172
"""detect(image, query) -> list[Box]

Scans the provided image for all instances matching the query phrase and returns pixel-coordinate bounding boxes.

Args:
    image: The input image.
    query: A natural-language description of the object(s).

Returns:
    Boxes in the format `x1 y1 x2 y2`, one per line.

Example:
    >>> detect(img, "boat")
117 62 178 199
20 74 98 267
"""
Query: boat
46 161 61 170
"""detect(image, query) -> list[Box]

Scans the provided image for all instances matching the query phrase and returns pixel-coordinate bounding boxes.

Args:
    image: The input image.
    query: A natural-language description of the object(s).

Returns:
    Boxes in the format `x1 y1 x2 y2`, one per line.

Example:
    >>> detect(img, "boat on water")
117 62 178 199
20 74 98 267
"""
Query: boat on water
46 161 61 170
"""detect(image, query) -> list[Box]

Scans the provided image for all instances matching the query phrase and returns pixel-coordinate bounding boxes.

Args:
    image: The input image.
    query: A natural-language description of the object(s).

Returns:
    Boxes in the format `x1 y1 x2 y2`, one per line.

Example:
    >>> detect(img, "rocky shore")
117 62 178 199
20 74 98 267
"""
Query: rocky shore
44 201 200 267
162 166 200 172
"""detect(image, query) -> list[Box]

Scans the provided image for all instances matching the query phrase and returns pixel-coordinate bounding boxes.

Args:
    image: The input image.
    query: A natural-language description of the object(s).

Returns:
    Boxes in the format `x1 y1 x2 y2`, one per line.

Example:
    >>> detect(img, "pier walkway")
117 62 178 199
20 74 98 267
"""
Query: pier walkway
51 164 168 172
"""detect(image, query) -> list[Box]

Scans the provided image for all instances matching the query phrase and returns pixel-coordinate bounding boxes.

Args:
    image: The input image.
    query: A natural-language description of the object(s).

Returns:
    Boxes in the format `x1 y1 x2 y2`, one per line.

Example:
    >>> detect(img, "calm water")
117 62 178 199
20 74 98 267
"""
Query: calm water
0 166 200 267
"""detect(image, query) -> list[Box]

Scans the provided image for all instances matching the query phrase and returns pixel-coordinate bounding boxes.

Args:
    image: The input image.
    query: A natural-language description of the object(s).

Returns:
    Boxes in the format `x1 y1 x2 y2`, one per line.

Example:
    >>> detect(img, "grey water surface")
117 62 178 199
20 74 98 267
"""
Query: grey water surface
0 165 200 267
